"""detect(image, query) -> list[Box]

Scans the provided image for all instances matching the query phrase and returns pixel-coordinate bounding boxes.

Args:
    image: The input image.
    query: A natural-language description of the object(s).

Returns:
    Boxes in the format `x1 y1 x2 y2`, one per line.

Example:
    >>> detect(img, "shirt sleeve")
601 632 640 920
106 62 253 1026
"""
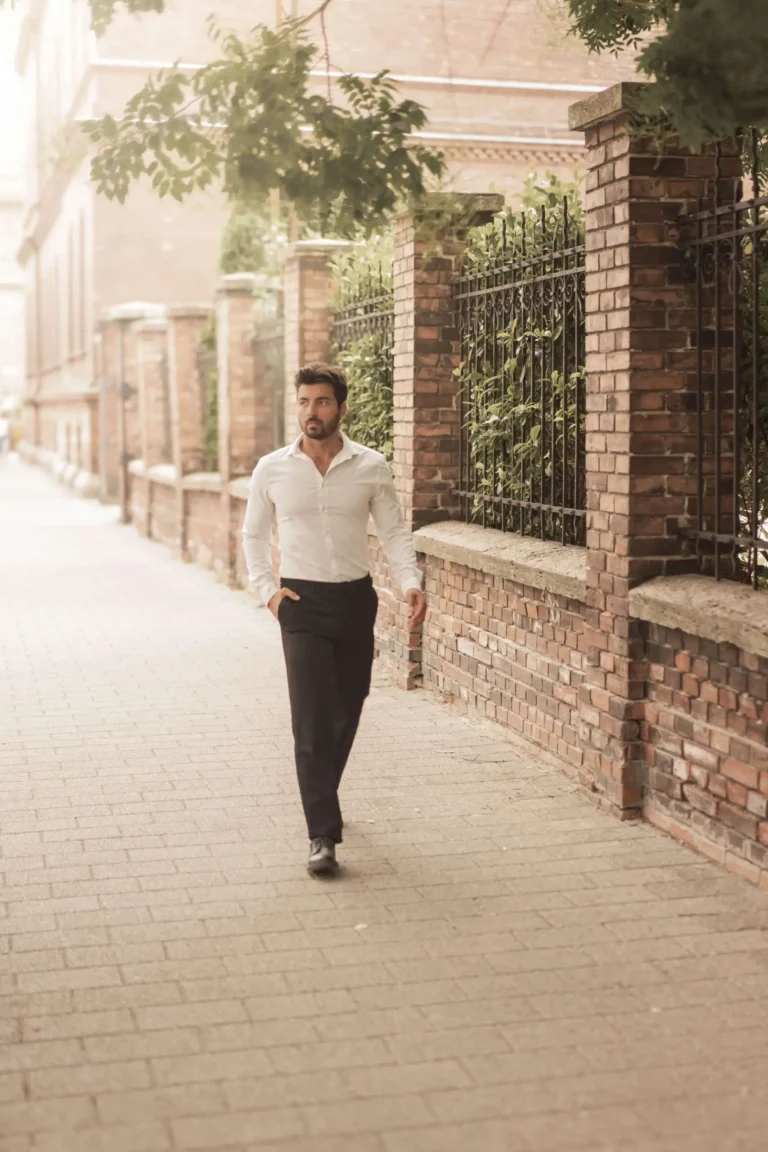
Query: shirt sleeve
370 459 423 595
242 460 279 606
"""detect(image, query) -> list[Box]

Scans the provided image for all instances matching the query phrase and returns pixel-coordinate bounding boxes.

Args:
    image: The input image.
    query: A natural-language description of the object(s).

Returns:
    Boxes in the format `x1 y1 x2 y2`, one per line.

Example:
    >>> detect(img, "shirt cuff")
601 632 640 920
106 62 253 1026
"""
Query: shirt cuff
400 573 423 595
252 579 279 607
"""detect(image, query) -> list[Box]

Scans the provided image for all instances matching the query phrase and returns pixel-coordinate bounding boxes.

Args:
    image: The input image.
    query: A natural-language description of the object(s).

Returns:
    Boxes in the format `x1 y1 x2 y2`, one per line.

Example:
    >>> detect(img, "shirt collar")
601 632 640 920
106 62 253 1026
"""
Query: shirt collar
290 432 362 462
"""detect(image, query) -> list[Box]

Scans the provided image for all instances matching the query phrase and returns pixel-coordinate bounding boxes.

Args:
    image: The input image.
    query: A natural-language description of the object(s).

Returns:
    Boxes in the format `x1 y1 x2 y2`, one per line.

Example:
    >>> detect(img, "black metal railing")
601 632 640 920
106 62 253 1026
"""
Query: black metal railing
330 273 394 354
679 132 768 586
454 202 586 544
330 270 395 460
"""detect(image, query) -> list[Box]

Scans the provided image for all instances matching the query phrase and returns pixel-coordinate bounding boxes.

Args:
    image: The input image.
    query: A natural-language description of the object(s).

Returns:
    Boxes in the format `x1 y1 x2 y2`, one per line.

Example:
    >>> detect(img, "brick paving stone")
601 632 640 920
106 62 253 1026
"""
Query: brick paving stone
2 457 768 1150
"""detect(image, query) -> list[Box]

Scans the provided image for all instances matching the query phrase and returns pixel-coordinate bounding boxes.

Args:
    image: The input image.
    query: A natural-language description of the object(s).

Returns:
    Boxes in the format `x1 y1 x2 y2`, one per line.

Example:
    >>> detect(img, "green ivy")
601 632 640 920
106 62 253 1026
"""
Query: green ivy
457 174 586 543
198 316 219 472
336 335 394 462
329 230 395 460
330 230 394 307
732 247 768 585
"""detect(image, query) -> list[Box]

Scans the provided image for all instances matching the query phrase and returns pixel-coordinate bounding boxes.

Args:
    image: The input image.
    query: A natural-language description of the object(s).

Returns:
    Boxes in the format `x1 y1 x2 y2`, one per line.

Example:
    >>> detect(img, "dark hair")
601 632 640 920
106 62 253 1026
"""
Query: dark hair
294 363 348 406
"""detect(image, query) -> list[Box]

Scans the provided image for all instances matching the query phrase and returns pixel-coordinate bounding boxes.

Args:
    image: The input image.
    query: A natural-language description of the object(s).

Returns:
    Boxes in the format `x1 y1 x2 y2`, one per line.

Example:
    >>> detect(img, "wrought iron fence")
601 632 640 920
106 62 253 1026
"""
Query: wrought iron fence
330 270 395 460
330 271 394 354
679 133 768 587
196 339 218 472
454 202 586 544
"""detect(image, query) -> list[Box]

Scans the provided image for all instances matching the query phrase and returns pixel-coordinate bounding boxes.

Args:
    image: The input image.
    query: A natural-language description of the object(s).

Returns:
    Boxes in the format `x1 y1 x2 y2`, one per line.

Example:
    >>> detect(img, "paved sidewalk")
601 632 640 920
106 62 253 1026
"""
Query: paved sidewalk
2 455 768 1152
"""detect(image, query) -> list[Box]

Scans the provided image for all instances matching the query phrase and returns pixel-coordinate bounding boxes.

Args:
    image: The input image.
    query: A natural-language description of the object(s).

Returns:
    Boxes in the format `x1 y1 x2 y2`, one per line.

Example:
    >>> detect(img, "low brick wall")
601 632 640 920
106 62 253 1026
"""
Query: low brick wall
184 477 222 572
414 522 588 772
147 470 178 551
230 490 249 588
368 534 420 691
127 464 149 535
632 575 768 887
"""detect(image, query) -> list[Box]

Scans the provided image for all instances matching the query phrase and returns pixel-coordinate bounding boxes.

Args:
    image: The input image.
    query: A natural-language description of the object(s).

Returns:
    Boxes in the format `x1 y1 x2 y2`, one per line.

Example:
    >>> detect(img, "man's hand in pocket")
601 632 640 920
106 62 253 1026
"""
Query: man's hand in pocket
268 588 301 619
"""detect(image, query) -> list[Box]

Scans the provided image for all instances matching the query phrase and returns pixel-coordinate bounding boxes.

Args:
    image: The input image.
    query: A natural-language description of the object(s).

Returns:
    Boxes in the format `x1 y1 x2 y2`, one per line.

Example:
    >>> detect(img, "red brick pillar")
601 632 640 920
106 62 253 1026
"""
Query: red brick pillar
569 83 741 813
393 194 503 529
101 303 165 520
168 306 211 557
282 240 349 442
95 317 121 504
215 274 267 581
384 193 503 688
135 317 169 539
168 306 210 477
136 318 169 470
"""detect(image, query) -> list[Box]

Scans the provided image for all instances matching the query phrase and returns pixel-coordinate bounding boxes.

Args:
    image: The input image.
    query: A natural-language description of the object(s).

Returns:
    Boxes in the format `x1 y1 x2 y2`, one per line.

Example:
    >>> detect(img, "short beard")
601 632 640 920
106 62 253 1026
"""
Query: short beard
302 413 341 441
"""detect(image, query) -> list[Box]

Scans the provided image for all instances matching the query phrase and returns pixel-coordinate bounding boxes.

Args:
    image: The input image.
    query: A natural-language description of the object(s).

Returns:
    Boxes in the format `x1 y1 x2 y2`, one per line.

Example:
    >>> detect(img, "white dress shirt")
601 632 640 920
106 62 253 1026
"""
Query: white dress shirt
242 434 423 606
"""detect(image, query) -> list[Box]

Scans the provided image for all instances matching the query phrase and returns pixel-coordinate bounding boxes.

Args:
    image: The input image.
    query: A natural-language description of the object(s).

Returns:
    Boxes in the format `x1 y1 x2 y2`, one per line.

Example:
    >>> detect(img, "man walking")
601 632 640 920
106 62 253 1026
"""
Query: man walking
242 363 426 874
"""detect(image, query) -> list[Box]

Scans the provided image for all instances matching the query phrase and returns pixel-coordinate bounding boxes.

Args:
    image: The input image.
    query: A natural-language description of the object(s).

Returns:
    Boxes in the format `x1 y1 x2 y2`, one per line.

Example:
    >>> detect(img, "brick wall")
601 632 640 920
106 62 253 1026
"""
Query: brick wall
148 480 179 552
421 558 587 770
368 535 420 690
185 489 222 571
642 622 768 873
127 470 148 536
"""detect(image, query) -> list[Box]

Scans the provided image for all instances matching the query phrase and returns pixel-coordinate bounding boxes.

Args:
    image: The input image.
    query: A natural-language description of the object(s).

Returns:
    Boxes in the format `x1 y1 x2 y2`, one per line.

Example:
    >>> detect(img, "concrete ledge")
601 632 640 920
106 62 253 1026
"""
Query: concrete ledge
182 471 222 494
105 302 166 323
568 81 646 132
413 521 588 602
19 443 98 499
72 470 99 499
146 463 177 486
218 273 257 295
128 459 147 478
229 478 251 501
168 304 212 319
629 574 768 661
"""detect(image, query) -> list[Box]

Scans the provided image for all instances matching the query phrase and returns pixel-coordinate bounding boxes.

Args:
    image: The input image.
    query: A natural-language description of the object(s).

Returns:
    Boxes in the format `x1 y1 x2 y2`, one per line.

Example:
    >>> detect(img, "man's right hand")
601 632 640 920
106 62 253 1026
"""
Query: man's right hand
268 588 301 619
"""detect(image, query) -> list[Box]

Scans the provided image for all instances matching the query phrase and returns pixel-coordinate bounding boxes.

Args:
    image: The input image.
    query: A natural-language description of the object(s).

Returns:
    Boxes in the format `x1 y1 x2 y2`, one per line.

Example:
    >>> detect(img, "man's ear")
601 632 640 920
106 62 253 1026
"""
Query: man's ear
340 401 348 420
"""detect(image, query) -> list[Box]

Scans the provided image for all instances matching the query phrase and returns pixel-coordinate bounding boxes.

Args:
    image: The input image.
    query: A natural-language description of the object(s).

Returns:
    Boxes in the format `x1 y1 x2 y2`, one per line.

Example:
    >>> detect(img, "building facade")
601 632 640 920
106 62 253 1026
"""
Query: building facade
0 10 25 415
16 0 635 488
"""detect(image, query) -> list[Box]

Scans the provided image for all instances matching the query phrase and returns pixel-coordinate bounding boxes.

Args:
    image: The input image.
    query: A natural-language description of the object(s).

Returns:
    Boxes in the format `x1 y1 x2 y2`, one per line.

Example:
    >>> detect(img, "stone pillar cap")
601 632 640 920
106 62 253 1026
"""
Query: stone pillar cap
105 301 167 322
396 191 504 224
252 274 282 291
569 81 647 132
218 272 257 295
284 238 350 264
167 304 212 319
133 317 168 333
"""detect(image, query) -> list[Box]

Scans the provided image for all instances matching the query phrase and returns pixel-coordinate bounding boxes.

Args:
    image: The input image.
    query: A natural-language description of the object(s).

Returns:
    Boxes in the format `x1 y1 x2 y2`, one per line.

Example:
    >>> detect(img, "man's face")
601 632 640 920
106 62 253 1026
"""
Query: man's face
297 382 346 441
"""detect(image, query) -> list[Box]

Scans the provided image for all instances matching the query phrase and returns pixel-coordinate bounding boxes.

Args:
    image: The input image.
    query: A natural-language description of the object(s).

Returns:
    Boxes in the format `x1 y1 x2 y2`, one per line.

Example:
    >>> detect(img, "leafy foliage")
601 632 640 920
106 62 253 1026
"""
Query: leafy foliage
457 174 586 543
218 200 307 277
330 230 394 307
735 243 768 585
197 317 219 472
84 15 444 237
218 207 273 277
337 335 394 462
566 0 768 149
330 231 395 460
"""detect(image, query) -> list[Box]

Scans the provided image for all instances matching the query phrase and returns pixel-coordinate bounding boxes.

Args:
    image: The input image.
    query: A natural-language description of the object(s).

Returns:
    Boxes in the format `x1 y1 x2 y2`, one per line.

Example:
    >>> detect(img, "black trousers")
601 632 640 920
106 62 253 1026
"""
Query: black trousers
279 575 378 843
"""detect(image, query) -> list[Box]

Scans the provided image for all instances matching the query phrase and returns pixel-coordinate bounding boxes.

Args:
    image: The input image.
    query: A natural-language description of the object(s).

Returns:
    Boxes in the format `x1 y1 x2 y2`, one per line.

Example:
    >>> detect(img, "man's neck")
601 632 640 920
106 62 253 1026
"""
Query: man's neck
299 432 344 466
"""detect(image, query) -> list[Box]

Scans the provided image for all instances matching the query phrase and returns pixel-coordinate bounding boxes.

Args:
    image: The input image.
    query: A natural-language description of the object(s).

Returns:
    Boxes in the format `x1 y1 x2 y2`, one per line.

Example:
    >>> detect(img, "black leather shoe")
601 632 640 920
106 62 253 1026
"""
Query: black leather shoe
307 837 338 875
